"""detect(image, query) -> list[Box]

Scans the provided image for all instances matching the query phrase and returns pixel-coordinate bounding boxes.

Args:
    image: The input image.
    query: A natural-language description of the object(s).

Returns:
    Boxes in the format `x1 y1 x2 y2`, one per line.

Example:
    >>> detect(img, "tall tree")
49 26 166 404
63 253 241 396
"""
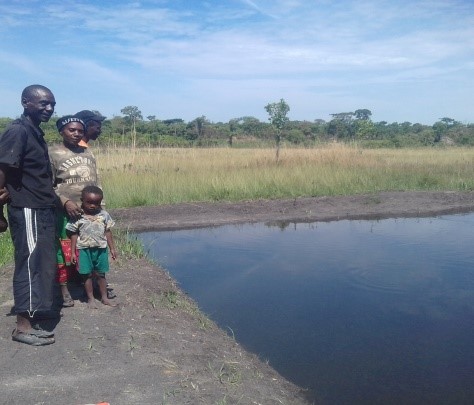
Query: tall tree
228 118 240 147
354 109 372 121
439 117 459 127
121 106 143 148
121 106 143 123
265 98 290 161
328 112 354 139
194 116 207 138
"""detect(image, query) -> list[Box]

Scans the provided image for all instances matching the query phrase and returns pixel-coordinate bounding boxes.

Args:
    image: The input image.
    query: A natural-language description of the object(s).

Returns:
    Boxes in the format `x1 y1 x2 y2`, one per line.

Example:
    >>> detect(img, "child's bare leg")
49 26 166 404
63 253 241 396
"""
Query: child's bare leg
84 276 97 309
97 274 117 307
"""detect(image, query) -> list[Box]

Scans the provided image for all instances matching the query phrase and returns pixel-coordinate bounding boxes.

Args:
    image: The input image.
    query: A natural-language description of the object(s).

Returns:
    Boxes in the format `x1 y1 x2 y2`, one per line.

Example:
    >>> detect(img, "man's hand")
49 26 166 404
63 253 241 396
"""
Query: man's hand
64 200 82 220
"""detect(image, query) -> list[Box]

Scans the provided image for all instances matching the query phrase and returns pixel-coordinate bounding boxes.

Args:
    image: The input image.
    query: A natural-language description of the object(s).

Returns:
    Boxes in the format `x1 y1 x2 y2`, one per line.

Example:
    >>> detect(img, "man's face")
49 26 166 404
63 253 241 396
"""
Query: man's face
61 122 84 148
86 120 102 141
22 89 56 125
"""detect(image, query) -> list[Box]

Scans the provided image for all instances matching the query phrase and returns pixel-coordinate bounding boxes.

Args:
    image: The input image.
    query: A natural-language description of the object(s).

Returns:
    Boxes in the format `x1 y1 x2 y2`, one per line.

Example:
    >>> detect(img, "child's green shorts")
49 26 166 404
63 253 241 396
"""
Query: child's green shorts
77 247 109 275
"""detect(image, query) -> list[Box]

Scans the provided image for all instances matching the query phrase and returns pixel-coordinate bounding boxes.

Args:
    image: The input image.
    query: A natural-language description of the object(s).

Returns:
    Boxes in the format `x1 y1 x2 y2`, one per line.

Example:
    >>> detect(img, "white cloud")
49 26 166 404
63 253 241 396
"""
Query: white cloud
0 0 472 123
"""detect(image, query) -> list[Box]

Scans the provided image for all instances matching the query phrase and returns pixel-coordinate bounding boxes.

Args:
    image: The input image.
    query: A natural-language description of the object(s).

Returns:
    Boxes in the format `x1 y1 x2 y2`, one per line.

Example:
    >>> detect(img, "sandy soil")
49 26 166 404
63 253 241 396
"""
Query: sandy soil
1 191 474 405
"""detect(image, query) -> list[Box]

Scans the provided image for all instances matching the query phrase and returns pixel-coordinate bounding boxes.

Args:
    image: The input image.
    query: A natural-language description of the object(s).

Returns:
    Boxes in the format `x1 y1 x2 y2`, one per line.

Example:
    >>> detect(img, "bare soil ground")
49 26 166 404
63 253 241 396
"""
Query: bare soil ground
1 191 474 405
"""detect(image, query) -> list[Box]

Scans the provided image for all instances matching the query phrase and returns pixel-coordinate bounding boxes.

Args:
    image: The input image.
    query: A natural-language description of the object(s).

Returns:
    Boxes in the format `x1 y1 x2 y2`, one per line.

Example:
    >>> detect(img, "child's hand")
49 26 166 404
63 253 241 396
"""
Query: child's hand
110 248 117 260
71 253 77 265
0 188 9 205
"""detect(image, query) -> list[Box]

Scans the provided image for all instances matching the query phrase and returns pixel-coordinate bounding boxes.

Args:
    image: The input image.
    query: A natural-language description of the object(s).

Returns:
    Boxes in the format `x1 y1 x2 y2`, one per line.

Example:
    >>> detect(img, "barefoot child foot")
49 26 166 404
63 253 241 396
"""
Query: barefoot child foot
87 299 98 309
101 298 117 307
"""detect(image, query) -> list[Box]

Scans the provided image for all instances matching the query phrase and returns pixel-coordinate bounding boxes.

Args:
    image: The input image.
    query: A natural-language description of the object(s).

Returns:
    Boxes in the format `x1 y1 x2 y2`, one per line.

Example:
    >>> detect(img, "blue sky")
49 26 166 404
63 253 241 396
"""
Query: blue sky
1 0 473 124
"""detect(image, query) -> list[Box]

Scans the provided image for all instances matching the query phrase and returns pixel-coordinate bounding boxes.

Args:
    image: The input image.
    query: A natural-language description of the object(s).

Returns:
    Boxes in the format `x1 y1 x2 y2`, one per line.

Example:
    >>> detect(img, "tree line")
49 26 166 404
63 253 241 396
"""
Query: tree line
1 101 473 148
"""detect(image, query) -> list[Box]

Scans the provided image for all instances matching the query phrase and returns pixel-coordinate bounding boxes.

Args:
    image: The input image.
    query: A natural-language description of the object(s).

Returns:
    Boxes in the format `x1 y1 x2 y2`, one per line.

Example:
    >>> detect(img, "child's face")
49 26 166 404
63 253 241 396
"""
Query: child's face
81 192 102 215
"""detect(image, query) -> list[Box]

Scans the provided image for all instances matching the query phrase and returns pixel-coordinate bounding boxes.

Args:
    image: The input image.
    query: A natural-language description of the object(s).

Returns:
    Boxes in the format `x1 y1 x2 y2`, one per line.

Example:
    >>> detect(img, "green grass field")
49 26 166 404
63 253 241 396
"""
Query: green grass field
2 144 474 265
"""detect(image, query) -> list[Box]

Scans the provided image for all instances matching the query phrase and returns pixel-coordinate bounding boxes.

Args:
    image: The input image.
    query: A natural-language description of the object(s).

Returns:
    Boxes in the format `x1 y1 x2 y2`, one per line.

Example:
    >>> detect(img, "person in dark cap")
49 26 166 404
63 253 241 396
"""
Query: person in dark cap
50 115 103 307
0 84 58 345
74 110 106 143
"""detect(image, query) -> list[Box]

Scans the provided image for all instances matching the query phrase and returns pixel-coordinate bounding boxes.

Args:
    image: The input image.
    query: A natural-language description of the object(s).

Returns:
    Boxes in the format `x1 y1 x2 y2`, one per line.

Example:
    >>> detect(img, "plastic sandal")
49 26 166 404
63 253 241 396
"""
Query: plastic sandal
31 325 54 338
12 330 55 346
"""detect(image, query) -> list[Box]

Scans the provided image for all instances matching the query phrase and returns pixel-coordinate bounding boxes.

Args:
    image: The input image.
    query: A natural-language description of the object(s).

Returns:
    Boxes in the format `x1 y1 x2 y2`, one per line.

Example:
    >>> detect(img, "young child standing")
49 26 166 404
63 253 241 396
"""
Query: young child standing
66 185 117 308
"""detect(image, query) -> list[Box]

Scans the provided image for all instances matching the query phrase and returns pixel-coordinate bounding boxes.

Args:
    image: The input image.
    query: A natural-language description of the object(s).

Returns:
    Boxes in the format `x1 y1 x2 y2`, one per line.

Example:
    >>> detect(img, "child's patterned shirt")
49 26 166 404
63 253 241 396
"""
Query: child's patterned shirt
66 209 115 249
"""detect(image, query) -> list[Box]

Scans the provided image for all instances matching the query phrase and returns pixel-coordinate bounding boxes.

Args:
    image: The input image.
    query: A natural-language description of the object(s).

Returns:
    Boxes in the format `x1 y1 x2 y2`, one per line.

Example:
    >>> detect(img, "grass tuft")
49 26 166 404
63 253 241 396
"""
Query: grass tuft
0 232 13 268
160 289 212 329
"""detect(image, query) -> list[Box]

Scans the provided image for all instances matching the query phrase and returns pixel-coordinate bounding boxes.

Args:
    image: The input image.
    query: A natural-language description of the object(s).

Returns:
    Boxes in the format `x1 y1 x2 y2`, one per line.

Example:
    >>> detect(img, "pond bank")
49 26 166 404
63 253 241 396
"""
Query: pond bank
1 191 474 404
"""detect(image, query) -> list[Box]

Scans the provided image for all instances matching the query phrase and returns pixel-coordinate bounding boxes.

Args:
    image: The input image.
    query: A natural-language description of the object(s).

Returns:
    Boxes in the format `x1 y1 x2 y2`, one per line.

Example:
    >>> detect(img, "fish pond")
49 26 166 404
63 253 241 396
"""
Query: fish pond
137 213 474 404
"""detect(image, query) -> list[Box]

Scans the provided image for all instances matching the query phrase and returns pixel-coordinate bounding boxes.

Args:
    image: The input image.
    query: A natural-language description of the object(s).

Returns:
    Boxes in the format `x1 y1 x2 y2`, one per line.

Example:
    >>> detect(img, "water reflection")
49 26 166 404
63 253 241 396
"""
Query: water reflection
138 214 474 404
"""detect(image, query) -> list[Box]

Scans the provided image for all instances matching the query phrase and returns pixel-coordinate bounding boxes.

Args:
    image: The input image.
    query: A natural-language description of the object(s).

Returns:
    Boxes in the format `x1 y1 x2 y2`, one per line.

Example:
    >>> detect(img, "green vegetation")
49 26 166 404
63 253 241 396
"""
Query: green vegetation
0 232 13 268
265 98 290 160
98 145 474 209
1 109 473 149
114 229 146 259
0 225 146 271
160 290 212 330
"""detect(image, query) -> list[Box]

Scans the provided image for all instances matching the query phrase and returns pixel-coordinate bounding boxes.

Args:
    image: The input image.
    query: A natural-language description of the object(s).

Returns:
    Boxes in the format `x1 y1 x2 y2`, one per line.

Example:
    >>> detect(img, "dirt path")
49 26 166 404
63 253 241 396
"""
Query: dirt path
111 191 474 232
1 191 474 405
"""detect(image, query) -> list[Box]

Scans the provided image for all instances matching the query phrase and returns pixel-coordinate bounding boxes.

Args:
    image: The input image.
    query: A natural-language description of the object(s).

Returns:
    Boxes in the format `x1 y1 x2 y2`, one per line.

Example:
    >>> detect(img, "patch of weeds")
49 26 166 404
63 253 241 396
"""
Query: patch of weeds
149 294 159 309
161 388 181 405
87 341 98 352
215 396 228 405
86 335 104 352
161 290 179 309
115 228 145 259
0 232 14 267
216 395 244 405
196 312 213 330
129 335 139 356
417 174 440 188
458 180 474 191
127 196 148 207
364 195 381 205
210 361 242 385
253 368 264 380
161 290 212 330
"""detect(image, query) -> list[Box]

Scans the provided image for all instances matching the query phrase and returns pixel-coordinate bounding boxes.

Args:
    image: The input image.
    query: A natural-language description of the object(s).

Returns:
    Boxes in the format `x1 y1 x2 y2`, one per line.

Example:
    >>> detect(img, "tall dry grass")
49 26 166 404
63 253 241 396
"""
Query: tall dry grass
2 144 472 266
96 144 474 208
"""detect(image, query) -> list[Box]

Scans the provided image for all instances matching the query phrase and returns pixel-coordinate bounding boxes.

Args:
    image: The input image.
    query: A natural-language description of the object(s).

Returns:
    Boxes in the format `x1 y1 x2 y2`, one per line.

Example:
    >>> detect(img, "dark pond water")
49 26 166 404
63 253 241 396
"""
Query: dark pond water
137 213 474 404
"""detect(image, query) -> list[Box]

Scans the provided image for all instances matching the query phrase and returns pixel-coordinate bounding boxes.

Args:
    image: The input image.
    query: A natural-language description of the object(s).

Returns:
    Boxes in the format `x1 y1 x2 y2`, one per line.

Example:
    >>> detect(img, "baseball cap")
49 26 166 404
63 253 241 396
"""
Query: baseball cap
56 115 85 132
74 110 106 124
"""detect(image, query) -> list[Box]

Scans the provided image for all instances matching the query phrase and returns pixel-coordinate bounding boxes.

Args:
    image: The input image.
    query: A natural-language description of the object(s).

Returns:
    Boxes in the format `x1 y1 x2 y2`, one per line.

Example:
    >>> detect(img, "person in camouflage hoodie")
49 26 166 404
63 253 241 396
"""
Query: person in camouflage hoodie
49 115 100 306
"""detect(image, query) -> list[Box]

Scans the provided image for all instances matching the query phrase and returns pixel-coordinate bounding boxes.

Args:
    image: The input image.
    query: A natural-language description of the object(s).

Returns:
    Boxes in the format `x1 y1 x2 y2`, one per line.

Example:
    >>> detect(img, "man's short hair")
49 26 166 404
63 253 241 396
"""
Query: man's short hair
21 84 52 100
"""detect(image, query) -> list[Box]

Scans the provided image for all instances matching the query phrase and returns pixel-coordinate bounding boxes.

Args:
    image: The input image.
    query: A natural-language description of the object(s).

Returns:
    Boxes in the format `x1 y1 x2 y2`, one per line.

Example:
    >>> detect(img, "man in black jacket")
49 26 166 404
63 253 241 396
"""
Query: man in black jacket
0 84 58 345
